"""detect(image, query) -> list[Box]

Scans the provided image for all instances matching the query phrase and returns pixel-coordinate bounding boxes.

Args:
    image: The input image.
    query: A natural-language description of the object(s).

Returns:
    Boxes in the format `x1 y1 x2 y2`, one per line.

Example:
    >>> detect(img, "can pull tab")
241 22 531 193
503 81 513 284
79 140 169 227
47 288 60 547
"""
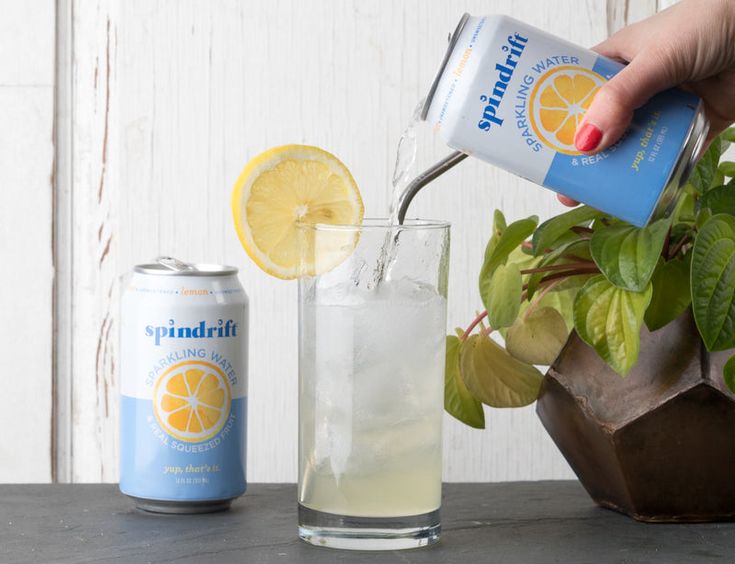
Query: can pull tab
155 256 198 272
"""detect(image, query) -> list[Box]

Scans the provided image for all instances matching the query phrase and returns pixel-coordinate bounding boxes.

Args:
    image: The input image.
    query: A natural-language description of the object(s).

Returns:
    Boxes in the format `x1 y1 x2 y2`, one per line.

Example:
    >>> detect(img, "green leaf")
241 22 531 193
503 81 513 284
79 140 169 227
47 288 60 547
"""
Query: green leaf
483 210 508 264
590 218 670 291
499 284 577 340
537 286 577 332
722 127 735 144
479 215 538 305
691 214 735 350
532 206 601 255
459 334 542 407
506 244 541 273
688 138 721 194
506 307 569 365
483 263 522 329
724 353 735 395
573 275 653 375
699 185 735 216
697 207 713 229
719 162 735 178
546 272 596 295
644 254 692 331
444 336 485 428
673 190 696 223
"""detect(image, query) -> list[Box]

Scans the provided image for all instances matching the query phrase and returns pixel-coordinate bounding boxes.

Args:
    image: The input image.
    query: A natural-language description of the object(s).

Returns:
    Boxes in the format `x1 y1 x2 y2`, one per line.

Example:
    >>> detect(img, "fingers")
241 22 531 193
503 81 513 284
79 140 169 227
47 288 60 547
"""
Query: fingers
575 48 680 153
591 35 632 62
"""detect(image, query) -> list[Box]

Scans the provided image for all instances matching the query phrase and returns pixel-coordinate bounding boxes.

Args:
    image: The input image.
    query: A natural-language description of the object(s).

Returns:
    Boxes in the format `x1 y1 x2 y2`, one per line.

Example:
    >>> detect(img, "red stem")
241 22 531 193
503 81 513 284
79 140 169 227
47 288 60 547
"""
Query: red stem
462 310 488 341
523 278 564 320
520 261 594 275
663 226 672 258
525 266 600 289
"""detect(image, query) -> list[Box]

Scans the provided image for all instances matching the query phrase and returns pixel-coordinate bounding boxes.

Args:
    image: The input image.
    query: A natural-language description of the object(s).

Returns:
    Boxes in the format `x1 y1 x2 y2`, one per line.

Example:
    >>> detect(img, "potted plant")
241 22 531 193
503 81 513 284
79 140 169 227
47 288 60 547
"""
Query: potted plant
446 128 735 522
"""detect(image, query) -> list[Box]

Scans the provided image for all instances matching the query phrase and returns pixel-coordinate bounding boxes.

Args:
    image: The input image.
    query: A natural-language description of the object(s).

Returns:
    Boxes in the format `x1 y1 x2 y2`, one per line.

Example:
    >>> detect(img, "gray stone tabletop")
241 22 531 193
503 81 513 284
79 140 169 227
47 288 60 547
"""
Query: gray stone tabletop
0 481 733 563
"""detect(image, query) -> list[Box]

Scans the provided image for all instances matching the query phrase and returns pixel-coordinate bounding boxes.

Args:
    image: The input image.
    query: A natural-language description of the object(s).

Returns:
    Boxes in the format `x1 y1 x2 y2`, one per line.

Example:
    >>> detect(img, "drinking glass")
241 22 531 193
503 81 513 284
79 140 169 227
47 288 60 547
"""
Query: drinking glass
297 219 450 550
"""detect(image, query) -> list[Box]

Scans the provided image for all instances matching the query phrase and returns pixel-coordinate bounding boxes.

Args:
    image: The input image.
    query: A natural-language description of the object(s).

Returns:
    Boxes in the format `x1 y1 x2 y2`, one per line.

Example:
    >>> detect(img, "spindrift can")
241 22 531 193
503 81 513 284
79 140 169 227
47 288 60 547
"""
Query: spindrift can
422 14 709 227
120 257 248 513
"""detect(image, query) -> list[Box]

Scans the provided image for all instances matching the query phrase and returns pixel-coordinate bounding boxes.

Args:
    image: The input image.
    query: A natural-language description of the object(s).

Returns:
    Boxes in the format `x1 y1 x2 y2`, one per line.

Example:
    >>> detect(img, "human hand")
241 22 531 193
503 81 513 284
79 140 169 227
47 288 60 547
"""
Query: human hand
558 0 735 207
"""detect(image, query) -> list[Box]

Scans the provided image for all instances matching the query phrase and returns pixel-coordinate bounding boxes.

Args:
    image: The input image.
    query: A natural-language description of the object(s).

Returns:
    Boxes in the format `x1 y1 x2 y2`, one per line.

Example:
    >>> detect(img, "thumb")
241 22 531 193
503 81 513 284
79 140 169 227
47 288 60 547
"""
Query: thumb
575 50 678 153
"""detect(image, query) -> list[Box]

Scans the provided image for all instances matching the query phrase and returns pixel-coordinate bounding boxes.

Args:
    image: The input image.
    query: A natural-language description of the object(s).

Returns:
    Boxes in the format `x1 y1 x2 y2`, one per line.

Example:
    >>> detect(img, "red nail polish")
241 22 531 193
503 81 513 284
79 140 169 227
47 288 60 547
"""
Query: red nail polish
575 123 602 152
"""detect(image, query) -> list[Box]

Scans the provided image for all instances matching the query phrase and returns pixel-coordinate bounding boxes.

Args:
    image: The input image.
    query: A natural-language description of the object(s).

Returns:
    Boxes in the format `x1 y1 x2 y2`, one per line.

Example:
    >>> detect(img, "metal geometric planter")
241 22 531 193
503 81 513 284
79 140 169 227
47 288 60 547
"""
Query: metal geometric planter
537 310 735 522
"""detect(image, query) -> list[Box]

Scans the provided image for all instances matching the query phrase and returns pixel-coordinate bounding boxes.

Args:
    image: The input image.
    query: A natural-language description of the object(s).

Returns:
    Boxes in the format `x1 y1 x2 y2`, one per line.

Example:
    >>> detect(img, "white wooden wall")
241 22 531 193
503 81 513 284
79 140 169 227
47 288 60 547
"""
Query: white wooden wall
0 1 55 482
2 0 681 483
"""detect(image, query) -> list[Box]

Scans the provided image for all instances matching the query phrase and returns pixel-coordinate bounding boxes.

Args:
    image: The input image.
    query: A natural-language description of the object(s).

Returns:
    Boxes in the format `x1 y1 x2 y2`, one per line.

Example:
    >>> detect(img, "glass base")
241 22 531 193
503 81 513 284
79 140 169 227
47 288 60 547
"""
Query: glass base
298 504 440 551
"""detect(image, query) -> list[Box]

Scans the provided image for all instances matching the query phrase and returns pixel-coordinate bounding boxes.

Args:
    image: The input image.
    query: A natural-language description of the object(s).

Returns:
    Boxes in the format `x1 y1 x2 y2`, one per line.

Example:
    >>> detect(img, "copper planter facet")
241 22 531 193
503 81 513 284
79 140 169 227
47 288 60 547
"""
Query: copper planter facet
536 310 735 522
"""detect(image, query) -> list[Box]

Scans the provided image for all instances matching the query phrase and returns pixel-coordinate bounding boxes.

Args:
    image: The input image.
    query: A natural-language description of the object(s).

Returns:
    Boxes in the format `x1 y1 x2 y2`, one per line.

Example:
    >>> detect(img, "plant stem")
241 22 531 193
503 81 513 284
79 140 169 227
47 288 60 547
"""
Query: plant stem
523 278 563 320
479 326 494 337
668 234 691 259
462 310 488 341
520 261 594 275
528 265 600 287
663 225 672 257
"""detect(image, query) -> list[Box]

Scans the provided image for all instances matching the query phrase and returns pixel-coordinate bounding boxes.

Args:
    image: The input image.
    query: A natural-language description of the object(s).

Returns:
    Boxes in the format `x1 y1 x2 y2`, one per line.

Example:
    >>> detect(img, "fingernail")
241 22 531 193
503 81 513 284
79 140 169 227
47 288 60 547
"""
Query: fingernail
575 123 602 152
557 194 579 207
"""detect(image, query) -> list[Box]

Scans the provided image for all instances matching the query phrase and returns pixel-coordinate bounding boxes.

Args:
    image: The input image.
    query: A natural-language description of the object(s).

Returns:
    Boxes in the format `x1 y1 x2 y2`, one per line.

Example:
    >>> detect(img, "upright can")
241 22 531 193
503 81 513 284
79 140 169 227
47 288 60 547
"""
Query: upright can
119 257 248 513
423 14 709 227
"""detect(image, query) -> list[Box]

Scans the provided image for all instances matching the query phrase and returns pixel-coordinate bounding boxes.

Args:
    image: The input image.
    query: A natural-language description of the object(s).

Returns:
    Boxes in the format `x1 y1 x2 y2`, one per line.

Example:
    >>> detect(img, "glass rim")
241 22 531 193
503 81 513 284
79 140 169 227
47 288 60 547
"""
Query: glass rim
296 218 450 232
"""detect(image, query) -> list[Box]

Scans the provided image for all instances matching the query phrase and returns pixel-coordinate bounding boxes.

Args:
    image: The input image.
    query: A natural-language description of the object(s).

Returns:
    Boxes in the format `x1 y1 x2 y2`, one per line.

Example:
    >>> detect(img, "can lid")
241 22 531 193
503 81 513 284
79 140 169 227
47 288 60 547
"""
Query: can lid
420 13 471 121
134 256 238 276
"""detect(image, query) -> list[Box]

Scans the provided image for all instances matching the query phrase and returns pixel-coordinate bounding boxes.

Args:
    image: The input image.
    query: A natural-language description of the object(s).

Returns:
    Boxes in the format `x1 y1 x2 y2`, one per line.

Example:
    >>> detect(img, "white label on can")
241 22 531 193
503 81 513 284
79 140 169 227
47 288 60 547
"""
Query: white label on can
120 274 248 401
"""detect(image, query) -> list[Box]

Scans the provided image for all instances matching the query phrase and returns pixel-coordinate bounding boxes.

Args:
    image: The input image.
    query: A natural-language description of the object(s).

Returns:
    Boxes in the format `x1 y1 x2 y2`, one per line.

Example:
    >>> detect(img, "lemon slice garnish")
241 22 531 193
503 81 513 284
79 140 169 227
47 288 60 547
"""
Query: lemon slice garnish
232 145 364 279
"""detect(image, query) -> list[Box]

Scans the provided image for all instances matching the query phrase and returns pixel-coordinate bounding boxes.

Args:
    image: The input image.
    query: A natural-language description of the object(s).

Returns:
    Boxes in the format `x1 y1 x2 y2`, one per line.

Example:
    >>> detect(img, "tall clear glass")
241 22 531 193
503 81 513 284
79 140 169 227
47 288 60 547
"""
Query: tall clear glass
297 219 450 550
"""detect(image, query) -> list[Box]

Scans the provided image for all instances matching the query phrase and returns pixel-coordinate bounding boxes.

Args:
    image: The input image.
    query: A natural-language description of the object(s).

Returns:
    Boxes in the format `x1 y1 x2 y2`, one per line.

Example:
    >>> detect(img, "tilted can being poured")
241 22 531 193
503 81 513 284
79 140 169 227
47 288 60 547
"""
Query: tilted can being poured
422 14 709 227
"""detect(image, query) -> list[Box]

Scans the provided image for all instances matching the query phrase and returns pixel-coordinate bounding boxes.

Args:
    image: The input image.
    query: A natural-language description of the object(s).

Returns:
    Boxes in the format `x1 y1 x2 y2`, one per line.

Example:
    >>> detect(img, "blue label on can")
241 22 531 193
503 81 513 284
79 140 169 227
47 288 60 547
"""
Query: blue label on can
543 57 699 226
120 395 247 501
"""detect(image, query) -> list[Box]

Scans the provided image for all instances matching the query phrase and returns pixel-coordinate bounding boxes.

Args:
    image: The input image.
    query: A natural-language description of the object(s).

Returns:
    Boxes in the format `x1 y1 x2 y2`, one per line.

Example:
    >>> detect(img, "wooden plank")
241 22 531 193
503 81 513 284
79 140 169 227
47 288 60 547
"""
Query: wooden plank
607 0 658 35
0 0 55 482
54 0 74 484
0 1 55 85
67 0 119 482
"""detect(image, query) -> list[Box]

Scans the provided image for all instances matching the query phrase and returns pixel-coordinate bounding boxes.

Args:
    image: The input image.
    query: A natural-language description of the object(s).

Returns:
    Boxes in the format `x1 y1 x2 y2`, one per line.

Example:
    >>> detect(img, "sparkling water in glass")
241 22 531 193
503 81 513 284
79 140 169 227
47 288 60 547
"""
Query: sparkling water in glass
297 219 449 550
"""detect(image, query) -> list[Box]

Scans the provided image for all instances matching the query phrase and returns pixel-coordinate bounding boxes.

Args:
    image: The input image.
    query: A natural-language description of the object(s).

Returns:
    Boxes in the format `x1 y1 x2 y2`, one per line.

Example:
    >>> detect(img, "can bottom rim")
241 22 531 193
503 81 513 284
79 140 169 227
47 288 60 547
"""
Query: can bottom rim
126 495 235 514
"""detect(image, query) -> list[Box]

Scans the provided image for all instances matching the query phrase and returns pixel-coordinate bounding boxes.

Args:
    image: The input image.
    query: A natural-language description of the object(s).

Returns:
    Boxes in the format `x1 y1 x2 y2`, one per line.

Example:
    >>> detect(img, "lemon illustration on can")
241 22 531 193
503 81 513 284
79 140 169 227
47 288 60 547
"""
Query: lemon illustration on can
529 66 605 155
153 360 232 443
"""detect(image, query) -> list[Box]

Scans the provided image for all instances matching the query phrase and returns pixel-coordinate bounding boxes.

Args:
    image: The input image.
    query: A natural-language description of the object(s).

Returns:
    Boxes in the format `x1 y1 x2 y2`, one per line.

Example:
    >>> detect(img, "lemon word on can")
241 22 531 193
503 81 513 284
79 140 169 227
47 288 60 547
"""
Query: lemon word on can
422 14 709 227
119 257 248 514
